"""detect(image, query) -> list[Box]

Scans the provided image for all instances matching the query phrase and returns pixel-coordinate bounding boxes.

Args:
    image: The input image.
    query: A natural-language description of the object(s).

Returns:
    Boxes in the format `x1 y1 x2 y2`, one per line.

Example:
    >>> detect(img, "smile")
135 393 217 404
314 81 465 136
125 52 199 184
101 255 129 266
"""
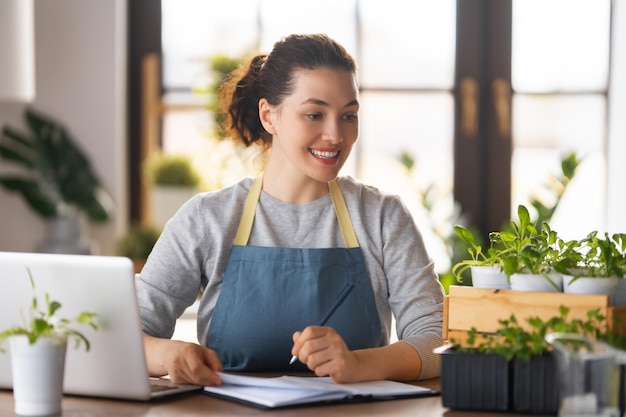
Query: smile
309 149 339 159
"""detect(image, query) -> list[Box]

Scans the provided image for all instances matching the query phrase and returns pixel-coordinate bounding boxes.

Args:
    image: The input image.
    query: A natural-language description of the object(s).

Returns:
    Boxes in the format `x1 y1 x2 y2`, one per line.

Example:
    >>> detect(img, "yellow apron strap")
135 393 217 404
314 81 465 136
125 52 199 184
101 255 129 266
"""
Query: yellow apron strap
234 176 359 248
233 176 263 246
329 179 360 248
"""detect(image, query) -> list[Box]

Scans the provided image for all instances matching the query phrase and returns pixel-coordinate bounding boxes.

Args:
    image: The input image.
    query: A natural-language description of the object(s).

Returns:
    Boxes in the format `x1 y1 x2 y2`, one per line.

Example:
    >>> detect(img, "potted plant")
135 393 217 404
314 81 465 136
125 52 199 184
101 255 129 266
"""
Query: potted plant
562 231 626 305
451 225 510 289
0 268 98 416
115 224 162 273
437 305 626 414
499 205 567 292
0 108 113 254
143 152 201 229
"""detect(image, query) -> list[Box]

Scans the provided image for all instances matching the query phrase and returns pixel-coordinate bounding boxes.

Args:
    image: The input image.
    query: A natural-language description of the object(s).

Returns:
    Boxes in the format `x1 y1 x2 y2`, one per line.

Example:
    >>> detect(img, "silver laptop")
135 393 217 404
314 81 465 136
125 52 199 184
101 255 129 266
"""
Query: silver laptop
0 251 201 400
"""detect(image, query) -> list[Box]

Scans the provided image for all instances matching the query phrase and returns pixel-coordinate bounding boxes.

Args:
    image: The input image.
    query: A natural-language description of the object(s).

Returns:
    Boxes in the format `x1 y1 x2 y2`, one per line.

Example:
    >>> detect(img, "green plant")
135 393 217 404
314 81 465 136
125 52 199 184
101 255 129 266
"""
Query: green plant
144 152 201 187
497 205 572 290
567 231 626 280
115 224 162 260
0 268 99 352
451 226 509 283
193 53 246 139
0 107 113 222
530 152 582 227
456 305 626 362
397 151 580 292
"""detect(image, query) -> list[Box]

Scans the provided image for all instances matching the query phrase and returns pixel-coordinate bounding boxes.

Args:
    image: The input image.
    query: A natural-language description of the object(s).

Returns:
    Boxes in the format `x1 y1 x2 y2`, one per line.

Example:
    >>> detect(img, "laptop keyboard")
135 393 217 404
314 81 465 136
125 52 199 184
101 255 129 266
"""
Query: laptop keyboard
150 383 179 393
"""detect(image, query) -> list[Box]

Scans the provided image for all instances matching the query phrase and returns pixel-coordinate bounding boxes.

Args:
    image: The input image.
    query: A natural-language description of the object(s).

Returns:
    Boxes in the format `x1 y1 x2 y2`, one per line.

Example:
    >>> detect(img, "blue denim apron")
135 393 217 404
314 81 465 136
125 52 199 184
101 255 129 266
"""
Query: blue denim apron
207 176 382 372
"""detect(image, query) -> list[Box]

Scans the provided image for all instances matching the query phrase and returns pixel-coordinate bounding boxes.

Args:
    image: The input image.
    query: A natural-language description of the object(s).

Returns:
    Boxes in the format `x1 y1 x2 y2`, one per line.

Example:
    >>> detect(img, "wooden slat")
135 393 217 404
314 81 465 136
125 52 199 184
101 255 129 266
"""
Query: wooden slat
608 304 626 335
444 286 613 341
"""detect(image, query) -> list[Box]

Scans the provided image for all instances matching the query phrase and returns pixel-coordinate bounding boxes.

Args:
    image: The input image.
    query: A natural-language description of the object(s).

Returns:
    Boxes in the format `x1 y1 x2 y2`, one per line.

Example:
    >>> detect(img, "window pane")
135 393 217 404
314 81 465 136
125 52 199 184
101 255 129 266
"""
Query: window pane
512 94 606 239
512 0 610 92
258 0 357 54
359 0 456 89
359 92 453 189
162 0 258 89
513 94 605 151
358 91 454 270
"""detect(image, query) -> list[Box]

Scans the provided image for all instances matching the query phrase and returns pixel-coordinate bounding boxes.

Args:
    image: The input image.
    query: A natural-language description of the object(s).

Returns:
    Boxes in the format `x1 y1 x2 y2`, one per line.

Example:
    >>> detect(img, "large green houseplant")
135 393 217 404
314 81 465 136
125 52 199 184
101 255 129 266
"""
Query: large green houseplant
0 108 113 253
0 108 113 222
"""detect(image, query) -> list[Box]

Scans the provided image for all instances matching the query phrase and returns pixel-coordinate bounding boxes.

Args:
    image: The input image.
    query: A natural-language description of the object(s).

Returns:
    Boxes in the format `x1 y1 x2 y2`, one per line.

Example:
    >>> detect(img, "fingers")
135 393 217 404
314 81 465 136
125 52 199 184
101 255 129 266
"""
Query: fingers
166 342 223 386
291 326 353 377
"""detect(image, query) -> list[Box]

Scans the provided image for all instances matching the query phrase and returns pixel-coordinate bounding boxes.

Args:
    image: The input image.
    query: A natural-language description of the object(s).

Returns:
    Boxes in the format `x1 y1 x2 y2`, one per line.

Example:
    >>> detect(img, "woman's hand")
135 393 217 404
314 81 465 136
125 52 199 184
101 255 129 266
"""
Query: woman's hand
143 334 223 386
291 326 361 383
291 327 423 383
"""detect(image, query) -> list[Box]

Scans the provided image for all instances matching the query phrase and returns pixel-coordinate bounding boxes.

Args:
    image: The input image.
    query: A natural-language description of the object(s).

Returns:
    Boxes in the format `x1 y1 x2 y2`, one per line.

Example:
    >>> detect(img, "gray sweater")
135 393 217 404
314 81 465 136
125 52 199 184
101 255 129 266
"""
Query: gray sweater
136 176 444 379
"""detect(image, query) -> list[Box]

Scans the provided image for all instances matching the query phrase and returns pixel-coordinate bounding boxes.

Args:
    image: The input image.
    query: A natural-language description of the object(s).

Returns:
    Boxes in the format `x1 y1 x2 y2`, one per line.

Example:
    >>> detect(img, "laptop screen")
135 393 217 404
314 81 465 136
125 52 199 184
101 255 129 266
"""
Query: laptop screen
0 252 160 400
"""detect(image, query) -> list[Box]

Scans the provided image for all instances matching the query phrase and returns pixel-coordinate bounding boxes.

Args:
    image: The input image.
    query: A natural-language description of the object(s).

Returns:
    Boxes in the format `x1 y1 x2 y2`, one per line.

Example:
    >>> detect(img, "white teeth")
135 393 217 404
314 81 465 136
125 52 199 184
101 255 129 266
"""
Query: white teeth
310 149 338 159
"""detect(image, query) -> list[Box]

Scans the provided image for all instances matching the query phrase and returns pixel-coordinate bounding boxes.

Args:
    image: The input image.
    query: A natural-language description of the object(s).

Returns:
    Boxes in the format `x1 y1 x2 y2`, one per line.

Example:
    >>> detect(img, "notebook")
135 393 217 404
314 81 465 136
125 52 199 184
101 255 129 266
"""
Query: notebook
0 251 201 400
204 372 439 409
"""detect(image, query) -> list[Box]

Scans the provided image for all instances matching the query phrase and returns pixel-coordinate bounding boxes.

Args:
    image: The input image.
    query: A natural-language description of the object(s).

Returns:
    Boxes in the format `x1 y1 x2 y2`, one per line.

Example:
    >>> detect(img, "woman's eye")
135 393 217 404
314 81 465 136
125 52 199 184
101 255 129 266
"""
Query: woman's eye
343 113 358 122
306 113 322 121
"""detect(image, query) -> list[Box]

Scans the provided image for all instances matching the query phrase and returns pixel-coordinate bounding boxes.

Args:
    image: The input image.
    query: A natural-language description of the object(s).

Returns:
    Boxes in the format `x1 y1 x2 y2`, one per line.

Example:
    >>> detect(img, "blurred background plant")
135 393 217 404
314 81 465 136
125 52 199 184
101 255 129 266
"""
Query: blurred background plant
194 53 245 140
398 151 581 293
143 152 201 188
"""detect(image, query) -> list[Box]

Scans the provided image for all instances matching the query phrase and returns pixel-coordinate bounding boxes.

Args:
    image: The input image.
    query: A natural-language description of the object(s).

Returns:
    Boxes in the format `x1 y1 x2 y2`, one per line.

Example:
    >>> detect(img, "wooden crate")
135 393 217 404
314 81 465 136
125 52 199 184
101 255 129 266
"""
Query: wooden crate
443 285 626 346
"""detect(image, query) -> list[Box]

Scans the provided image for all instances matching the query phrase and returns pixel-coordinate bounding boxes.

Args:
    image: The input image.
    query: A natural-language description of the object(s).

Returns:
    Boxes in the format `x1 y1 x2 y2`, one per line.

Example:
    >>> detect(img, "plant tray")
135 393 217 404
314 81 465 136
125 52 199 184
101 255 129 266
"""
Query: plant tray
439 348 510 411
443 286 626 346
438 346 559 414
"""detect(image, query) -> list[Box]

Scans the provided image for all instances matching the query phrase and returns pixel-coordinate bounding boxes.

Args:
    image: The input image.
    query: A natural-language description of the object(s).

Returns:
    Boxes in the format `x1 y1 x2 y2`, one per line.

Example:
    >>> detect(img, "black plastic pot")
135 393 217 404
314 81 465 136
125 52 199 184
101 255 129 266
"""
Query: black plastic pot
437 346 559 414
438 348 511 411
512 354 558 414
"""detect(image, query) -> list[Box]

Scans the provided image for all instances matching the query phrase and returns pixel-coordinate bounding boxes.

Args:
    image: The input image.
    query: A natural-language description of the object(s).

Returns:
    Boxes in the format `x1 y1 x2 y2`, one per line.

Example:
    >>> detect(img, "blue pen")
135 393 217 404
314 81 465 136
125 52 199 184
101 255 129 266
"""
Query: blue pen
289 282 355 365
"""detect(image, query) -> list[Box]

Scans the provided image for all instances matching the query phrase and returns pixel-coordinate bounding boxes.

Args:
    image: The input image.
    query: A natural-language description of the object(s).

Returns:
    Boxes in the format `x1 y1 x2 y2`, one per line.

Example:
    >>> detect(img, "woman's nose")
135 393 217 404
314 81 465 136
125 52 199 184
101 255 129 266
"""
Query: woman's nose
321 119 343 144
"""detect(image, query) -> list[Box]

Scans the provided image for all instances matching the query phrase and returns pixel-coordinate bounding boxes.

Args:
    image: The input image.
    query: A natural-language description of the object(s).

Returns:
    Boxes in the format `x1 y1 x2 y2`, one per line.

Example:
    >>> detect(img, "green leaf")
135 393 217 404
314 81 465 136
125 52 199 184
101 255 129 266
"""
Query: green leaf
0 177 58 218
0 107 113 223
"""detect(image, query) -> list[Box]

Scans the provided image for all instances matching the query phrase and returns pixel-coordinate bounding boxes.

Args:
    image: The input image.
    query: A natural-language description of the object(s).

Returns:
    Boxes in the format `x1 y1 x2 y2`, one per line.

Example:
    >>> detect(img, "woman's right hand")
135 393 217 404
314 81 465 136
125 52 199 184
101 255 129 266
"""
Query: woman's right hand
143 334 223 386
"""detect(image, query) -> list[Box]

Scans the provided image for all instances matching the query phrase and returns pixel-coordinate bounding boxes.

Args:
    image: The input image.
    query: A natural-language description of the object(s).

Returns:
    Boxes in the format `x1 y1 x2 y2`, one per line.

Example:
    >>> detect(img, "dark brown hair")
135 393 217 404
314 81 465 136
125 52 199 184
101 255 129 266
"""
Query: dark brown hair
218 33 357 148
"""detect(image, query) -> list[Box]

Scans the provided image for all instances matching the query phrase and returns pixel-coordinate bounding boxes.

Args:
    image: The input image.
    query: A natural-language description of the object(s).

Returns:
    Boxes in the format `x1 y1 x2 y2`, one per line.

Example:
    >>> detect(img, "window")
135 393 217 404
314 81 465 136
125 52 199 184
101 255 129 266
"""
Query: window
160 0 457 269
127 0 625 276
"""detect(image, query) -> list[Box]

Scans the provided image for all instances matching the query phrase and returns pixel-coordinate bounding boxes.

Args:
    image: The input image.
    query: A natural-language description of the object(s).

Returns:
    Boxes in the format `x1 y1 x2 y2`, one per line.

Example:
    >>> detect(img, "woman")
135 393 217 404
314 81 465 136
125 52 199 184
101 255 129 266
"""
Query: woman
136 33 444 387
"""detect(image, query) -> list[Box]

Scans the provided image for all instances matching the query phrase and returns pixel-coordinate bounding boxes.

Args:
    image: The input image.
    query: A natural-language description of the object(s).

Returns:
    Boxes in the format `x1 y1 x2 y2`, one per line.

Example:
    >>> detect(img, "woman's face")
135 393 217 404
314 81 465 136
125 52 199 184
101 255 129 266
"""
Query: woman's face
260 67 360 184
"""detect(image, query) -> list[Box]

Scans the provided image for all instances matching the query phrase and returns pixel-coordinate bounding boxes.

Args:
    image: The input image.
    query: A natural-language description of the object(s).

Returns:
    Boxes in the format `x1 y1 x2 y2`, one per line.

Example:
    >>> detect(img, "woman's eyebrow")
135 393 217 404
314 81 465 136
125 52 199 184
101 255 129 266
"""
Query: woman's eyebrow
300 98 360 108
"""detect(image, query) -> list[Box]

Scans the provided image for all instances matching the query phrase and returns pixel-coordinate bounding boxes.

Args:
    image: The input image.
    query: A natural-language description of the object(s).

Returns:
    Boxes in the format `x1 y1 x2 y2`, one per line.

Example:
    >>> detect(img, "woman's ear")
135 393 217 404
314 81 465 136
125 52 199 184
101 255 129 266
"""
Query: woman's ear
259 98 276 135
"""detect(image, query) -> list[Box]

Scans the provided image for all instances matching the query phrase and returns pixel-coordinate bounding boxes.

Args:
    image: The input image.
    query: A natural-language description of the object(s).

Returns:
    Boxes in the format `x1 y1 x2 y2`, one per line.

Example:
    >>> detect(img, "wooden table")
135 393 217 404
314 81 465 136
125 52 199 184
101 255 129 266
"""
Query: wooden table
0 379 553 417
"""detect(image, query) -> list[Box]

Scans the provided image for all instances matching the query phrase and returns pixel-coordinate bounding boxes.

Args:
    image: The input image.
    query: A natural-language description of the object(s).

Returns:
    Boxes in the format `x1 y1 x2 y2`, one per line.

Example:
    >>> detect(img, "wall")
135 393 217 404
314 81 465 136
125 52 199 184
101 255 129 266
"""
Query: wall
0 0 127 255
608 0 626 233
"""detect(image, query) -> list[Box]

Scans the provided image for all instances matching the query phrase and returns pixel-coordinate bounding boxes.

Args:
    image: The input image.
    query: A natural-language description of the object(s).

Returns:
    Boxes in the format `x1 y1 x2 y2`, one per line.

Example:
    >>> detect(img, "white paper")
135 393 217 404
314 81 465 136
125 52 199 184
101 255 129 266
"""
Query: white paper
204 372 434 408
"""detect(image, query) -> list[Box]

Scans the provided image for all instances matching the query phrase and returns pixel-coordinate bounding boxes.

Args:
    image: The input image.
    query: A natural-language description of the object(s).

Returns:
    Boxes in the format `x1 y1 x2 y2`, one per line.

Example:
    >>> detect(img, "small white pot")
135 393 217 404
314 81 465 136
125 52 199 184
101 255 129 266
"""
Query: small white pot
9 335 67 416
470 265 510 289
510 272 563 292
151 186 198 229
564 275 619 306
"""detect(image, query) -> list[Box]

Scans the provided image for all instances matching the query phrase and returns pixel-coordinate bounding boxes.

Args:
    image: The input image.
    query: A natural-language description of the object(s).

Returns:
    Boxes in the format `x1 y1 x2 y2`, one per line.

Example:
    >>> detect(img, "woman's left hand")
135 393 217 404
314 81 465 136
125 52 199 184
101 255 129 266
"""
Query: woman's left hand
291 326 361 383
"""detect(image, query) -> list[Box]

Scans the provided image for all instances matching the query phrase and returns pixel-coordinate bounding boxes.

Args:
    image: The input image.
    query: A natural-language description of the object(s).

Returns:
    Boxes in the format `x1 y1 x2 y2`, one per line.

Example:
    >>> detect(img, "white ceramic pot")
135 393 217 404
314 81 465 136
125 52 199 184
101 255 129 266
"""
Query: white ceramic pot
151 186 198 229
615 279 626 306
36 215 91 255
564 275 619 306
9 335 67 416
510 272 563 292
470 265 510 289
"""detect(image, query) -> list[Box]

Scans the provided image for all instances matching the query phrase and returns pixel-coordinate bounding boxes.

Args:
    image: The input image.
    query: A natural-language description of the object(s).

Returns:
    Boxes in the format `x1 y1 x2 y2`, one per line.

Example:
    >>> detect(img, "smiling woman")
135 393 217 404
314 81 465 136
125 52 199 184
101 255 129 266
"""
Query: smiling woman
135 33 444 387
158 0 457 272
